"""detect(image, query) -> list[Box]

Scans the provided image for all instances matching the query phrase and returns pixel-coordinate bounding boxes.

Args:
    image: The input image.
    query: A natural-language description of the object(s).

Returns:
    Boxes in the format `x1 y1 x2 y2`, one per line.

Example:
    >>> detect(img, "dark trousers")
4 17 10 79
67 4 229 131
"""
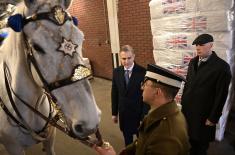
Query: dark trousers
189 139 210 155
123 131 138 146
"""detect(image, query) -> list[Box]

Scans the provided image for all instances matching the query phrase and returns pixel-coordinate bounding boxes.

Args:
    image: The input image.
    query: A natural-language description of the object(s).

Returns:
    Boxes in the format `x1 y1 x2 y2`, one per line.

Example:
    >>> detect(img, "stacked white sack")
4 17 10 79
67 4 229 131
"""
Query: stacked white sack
149 0 233 19
152 31 232 51
150 0 234 141
153 50 193 68
151 10 229 33
153 48 229 69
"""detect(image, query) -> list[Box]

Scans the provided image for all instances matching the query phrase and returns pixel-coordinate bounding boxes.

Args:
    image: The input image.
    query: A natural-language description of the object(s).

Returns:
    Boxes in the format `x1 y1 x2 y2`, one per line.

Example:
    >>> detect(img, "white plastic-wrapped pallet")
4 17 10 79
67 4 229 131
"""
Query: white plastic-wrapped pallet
152 32 195 50
150 10 229 33
152 32 232 55
149 0 234 141
149 0 233 19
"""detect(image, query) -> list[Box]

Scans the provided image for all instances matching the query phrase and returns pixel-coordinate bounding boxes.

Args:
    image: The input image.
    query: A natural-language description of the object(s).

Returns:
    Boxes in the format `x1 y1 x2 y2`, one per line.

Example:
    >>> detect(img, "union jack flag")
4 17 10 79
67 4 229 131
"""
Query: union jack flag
167 65 188 77
162 0 186 5
165 35 188 49
182 16 207 32
163 3 186 14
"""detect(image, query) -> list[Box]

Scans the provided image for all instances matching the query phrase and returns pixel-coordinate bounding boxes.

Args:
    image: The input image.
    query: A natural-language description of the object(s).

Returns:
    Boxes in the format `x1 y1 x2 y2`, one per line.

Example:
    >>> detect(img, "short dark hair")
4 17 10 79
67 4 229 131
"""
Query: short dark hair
120 45 134 54
150 79 179 100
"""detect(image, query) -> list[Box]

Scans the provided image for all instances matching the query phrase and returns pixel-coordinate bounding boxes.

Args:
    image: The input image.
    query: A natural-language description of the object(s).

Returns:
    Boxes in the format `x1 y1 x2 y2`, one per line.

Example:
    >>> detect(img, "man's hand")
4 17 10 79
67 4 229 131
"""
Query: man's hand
112 116 118 124
93 144 116 155
205 119 215 126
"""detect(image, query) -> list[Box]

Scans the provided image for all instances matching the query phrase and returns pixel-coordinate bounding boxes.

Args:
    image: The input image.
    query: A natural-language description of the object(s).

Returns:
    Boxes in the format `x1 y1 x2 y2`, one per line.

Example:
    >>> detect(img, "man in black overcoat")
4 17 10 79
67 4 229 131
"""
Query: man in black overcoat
181 34 232 155
111 45 149 146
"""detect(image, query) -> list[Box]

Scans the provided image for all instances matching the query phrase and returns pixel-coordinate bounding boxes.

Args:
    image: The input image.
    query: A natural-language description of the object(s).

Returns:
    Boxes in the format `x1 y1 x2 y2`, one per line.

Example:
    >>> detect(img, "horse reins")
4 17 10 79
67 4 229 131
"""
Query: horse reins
0 5 106 148
1 52 105 147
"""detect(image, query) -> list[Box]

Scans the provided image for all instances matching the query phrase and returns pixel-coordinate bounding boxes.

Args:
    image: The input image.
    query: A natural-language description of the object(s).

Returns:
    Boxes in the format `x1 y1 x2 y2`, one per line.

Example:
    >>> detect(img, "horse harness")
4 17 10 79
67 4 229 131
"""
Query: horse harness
0 5 104 147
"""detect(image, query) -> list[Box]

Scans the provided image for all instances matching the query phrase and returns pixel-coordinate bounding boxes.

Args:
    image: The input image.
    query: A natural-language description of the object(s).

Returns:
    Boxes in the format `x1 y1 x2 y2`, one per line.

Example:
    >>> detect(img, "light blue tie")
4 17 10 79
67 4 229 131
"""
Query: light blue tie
124 70 129 85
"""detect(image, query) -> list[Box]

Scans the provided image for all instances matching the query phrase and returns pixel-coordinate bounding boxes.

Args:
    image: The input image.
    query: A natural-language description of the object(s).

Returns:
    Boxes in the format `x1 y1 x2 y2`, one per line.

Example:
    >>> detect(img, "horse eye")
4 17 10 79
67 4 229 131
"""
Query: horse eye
33 44 45 54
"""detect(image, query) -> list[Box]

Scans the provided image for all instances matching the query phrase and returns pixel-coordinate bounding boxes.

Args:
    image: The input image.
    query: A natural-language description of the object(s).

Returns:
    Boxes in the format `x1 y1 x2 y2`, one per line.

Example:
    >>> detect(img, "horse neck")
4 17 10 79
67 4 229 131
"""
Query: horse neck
4 30 37 95
1 30 52 127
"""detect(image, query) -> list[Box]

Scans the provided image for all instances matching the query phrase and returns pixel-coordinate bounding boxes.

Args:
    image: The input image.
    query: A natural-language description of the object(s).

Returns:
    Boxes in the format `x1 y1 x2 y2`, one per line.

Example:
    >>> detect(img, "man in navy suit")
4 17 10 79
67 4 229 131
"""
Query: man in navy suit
111 45 149 146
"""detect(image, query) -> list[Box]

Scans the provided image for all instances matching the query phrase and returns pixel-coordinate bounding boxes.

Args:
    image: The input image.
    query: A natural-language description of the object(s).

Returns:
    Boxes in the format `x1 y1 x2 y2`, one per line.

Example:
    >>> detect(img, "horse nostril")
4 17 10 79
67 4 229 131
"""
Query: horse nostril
75 124 83 133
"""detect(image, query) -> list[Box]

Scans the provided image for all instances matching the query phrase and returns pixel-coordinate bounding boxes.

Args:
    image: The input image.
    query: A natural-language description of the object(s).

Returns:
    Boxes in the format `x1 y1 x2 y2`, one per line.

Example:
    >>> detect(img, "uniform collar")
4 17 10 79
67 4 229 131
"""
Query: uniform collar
140 101 179 132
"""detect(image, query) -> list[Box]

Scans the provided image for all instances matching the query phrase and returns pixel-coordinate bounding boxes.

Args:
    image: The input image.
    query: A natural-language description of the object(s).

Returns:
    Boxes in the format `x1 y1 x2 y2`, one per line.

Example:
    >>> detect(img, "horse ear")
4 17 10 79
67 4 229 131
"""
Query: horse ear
24 0 72 10
64 0 72 9
24 0 36 8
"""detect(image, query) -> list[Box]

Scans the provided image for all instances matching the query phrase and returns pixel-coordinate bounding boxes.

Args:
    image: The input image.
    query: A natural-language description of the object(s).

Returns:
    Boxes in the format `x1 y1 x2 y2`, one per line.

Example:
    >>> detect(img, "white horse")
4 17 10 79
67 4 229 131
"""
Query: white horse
0 0 101 155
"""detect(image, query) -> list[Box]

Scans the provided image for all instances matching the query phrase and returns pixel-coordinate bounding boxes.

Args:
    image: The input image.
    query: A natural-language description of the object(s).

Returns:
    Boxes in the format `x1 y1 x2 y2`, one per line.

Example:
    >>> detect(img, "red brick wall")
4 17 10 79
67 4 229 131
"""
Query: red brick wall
69 0 112 79
118 0 155 68
69 0 154 79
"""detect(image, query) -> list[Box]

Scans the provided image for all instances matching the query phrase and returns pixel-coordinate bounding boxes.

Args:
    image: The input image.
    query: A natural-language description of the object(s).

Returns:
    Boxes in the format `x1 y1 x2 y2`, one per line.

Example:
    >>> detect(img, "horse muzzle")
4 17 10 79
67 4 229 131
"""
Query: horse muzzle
69 123 98 139
68 126 105 148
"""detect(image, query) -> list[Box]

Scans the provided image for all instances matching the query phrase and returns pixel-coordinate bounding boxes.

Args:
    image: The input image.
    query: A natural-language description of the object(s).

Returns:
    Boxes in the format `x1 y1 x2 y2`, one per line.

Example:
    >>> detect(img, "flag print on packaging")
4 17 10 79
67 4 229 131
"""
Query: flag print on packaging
182 16 207 32
162 0 186 15
166 34 188 49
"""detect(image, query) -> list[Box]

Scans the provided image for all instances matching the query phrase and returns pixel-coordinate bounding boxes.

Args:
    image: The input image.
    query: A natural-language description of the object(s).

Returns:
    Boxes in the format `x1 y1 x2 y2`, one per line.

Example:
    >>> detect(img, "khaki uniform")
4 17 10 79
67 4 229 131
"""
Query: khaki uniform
121 101 190 155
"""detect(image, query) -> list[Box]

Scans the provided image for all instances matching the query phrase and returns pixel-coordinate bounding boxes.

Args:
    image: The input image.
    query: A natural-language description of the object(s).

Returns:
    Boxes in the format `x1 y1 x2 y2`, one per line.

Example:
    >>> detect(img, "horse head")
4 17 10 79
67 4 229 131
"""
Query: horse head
4 0 101 139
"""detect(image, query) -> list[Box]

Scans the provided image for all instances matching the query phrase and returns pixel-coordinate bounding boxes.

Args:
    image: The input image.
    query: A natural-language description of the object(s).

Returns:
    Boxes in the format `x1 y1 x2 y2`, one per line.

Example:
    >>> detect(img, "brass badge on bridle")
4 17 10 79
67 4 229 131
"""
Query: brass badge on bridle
71 65 92 82
53 6 65 25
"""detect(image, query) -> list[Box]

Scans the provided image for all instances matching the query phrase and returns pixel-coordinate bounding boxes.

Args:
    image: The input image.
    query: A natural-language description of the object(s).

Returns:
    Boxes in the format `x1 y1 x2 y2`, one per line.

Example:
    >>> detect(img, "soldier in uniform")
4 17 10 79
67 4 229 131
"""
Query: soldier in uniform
94 64 190 155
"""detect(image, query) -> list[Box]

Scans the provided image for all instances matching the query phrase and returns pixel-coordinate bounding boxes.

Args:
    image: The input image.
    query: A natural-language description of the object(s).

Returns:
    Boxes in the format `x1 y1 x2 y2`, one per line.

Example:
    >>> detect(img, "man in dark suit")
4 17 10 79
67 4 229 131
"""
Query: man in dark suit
181 34 232 155
94 64 190 155
111 45 149 146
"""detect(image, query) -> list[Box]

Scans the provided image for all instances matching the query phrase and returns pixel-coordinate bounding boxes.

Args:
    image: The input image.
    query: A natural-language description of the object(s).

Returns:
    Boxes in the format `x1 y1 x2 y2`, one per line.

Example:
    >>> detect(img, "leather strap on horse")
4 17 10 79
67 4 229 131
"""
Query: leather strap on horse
1 62 105 147
23 35 105 147
23 5 72 26
3 62 66 133
0 98 28 131
3 62 51 141
27 52 92 92
1 4 107 148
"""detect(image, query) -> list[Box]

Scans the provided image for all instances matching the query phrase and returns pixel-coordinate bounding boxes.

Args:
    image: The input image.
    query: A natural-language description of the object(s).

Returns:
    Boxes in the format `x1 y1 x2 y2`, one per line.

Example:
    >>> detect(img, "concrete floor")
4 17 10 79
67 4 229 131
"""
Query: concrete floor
0 77 235 155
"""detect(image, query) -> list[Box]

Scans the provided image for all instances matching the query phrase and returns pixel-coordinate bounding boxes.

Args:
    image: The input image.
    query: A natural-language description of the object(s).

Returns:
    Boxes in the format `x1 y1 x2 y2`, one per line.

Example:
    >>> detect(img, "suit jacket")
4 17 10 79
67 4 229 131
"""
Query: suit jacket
181 51 231 141
111 63 149 134
121 101 190 155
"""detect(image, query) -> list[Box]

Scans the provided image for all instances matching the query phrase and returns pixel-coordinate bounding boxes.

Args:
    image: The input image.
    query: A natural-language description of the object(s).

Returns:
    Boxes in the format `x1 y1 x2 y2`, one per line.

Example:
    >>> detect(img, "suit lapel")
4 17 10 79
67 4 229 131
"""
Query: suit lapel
119 67 126 90
192 56 199 72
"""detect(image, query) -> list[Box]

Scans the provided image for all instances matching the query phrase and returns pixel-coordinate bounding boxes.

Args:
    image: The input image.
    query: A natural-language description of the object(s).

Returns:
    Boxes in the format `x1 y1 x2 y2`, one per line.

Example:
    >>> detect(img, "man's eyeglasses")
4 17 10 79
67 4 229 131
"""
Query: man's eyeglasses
141 79 156 88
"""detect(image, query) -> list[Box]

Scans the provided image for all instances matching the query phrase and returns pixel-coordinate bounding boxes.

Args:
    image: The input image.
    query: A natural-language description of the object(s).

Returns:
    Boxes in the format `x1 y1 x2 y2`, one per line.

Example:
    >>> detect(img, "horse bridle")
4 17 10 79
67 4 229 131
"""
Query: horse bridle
0 5 108 148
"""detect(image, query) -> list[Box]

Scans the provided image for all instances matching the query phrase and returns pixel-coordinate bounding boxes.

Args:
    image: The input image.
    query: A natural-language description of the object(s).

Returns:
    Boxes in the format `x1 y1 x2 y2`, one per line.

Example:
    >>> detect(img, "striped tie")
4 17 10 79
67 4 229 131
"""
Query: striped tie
124 70 129 85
